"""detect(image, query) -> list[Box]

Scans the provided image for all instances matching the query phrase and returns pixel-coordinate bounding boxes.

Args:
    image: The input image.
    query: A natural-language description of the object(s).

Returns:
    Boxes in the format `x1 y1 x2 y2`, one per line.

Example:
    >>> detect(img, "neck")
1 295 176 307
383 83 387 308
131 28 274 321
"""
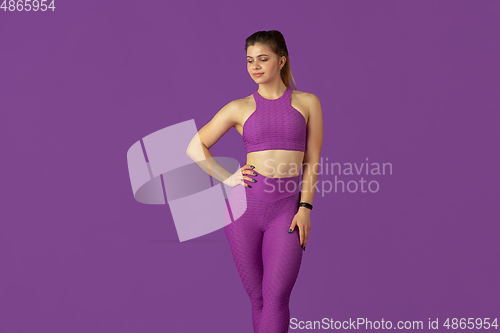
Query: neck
257 83 288 99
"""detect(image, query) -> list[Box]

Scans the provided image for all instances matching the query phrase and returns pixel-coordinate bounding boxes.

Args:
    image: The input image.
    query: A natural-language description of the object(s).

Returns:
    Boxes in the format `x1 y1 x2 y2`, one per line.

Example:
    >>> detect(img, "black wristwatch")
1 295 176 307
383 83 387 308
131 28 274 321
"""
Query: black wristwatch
299 202 313 210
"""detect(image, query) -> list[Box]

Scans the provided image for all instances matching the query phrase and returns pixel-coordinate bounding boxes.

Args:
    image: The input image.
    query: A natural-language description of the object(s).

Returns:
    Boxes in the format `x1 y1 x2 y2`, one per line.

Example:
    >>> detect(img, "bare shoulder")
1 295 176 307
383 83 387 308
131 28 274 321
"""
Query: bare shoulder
300 90 321 106
194 93 252 149
224 92 254 112
236 92 255 107
215 94 249 122
232 92 256 117
291 89 322 116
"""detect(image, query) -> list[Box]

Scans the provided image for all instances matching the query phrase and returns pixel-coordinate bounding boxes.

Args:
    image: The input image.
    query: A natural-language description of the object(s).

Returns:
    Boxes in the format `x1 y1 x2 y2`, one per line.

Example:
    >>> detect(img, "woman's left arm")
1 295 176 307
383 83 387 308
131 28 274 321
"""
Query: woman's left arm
289 93 323 251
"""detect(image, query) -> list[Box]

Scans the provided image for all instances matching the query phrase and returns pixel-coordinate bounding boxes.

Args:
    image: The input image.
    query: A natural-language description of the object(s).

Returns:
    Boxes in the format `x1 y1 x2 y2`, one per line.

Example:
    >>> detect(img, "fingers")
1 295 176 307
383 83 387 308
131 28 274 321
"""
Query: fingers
241 179 253 188
299 226 305 250
301 224 310 251
239 164 257 188
290 218 308 251
243 164 255 171
288 217 297 233
242 165 257 176
302 228 309 251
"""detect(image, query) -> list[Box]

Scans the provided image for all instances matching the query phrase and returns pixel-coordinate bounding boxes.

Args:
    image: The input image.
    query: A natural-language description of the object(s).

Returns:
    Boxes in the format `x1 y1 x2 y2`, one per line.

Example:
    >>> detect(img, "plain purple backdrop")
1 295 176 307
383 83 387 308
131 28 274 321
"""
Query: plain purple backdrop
1 1 499 332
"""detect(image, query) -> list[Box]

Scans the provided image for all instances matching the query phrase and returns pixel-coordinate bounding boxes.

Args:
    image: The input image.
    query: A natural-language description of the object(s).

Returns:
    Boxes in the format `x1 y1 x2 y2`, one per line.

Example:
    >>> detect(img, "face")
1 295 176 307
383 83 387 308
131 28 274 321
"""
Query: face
247 43 285 83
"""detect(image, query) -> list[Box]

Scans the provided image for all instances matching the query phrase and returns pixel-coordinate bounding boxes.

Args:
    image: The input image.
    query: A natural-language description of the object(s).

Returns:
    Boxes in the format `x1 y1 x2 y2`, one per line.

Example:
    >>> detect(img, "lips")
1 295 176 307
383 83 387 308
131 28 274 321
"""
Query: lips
253 73 263 77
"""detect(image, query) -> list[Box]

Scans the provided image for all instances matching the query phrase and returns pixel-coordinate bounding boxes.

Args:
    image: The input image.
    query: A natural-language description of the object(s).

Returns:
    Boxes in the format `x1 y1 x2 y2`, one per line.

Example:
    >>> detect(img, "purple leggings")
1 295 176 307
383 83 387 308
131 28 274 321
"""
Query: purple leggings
224 171 303 333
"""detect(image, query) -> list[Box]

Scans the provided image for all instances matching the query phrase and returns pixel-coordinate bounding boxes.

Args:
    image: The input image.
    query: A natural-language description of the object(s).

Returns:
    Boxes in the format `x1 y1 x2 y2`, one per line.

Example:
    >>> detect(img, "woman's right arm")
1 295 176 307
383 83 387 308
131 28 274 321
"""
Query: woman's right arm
185 99 246 186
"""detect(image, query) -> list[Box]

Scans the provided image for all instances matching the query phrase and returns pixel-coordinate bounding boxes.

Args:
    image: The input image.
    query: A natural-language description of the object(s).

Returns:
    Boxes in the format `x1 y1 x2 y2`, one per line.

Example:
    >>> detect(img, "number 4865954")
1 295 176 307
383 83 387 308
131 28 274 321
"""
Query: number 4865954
1 0 56 11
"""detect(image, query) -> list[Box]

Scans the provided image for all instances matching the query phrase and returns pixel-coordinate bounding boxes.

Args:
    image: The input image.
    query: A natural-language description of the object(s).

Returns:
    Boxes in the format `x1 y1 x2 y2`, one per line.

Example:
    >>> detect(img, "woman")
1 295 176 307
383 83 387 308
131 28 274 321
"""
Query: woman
187 30 323 332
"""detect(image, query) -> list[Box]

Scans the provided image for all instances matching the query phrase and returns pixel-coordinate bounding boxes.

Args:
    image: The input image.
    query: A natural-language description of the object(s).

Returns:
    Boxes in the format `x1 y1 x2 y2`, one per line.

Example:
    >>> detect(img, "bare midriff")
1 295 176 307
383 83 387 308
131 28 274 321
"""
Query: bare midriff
246 150 304 178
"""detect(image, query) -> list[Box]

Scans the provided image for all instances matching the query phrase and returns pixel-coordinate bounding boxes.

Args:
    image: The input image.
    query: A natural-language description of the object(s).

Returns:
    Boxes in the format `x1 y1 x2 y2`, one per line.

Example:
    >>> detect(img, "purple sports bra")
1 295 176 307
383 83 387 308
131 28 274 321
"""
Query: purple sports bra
242 86 307 153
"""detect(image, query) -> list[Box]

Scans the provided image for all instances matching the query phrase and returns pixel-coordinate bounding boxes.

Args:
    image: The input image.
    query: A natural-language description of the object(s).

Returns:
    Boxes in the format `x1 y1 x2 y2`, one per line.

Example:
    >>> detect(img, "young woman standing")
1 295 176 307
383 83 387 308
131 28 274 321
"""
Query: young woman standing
187 30 323 332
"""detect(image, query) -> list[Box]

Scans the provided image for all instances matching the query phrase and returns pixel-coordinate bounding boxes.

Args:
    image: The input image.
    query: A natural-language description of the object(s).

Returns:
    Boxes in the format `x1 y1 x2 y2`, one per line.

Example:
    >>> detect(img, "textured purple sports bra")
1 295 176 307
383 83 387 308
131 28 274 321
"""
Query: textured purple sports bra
242 86 307 153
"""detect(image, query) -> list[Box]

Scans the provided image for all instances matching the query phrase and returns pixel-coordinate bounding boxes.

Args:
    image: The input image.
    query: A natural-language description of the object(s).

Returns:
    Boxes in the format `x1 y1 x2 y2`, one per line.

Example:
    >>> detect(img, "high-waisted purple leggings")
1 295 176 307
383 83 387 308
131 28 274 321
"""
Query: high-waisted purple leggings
224 171 303 333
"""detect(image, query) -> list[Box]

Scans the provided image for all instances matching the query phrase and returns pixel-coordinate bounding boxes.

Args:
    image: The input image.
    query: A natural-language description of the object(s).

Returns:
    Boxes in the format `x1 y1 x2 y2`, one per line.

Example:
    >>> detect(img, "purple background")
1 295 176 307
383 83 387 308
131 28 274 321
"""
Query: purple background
1 1 499 332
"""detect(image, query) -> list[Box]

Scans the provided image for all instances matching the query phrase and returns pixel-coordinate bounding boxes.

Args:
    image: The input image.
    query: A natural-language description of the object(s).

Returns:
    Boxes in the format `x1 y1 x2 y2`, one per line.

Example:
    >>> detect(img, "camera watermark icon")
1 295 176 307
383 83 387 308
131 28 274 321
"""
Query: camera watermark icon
126 119 247 242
